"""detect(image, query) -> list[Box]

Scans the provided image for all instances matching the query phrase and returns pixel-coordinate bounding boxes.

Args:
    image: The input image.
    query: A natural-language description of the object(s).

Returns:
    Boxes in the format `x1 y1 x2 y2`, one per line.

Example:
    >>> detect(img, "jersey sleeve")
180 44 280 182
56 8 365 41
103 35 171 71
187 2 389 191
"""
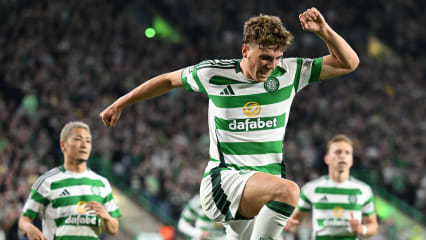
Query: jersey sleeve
177 196 203 238
181 64 208 94
297 183 313 212
103 180 122 218
21 177 51 219
361 186 375 217
284 57 322 93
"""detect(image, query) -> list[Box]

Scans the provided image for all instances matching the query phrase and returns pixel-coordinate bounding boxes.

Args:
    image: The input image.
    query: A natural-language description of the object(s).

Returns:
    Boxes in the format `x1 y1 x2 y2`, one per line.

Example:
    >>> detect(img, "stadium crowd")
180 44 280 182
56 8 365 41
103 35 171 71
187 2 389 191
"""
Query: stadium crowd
1 0 425 239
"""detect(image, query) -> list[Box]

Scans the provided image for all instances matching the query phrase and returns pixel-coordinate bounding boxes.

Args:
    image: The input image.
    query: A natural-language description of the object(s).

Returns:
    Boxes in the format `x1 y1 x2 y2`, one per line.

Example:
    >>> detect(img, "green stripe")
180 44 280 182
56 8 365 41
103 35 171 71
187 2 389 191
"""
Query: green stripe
55 216 68 227
363 210 375 216
181 70 194 92
211 167 233 221
314 187 361 195
364 196 374 206
316 236 356 240
31 189 50 206
193 65 207 94
51 178 105 190
269 66 286 78
299 191 312 205
104 193 114 203
55 236 98 240
297 206 311 212
266 201 295 217
313 203 363 210
22 209 39 219
199 215 212 222
109 209 122 218
214 113 286 132
55 215 99 227
210 76 245 85
309 57 323 82
293 58 303 92
219 141 282 155
209 84 293 108
182 216 194 223
188 206 197 215
52 195 104 208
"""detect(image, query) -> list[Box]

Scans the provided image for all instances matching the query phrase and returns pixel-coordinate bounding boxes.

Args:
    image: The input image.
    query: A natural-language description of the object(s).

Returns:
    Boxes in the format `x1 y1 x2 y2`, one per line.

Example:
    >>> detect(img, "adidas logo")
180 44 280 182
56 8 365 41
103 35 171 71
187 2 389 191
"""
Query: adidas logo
320 196 328 202
220 85 235 95
60 189 70 197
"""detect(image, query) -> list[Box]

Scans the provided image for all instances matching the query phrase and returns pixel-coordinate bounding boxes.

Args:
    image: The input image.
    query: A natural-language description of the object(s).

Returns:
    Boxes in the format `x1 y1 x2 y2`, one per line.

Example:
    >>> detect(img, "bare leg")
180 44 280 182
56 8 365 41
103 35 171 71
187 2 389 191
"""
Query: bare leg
238 172 299 218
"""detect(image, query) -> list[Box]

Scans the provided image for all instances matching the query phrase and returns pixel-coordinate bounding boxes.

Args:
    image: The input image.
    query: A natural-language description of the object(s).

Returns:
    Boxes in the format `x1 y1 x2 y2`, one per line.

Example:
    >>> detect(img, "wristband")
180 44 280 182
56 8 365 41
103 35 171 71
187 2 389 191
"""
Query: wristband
361 225 367 236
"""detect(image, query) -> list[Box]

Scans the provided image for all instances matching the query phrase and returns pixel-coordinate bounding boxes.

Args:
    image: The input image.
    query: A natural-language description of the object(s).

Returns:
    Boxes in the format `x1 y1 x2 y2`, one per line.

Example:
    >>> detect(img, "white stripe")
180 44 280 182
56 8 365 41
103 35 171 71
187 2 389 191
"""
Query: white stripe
56 225 99 238
217 127 284 143
33 168 60 191
223 153 282 167
211 95 295 119
298 58 314 91
104 200 119 212
22 201 43 214
297 198 311 209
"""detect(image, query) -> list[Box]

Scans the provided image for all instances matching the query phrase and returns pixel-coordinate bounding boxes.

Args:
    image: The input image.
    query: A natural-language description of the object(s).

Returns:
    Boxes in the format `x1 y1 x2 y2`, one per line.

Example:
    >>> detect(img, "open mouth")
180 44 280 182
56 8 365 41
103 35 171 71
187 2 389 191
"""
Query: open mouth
260 69 270 76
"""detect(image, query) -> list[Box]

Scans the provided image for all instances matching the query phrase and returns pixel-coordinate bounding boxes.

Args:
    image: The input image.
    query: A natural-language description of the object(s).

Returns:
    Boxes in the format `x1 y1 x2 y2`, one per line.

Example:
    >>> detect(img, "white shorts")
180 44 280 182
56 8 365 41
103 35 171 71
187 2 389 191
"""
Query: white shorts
199 167 256 223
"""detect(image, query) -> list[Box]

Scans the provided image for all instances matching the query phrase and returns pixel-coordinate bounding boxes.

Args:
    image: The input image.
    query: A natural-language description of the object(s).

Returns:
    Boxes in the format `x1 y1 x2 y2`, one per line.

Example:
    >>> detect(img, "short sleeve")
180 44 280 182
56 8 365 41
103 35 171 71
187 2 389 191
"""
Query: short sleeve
21 178 51 219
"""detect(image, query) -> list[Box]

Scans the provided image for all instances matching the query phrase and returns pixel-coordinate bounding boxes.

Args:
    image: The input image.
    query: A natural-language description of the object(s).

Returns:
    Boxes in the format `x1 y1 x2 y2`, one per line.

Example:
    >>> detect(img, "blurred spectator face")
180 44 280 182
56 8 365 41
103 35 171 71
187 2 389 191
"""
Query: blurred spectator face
61 128 92 162
325 141 353 173
242 43 283 82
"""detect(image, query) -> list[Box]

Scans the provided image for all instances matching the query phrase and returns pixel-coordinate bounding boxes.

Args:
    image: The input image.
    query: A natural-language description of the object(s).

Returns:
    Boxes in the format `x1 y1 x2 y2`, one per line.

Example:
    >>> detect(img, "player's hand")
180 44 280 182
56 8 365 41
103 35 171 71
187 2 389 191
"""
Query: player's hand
85 201 110 220
26 225 48 240
99 103 122 128
299 7 328 33
284 217 299 233
349 212 363 235
200 231 209 240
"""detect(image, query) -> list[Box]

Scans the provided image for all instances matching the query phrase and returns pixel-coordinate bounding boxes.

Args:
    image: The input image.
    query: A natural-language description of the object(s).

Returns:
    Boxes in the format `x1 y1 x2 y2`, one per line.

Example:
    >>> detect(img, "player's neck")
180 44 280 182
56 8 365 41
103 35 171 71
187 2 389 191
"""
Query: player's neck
239 59 255 80
329 170 349 183
64 158 87 173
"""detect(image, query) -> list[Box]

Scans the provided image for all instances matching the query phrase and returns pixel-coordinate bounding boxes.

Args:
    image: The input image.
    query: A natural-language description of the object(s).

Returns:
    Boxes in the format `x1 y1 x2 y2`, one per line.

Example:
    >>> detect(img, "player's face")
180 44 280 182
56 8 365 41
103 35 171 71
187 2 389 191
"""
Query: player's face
325 141 353 173
242 44 283 82
61 128 92 162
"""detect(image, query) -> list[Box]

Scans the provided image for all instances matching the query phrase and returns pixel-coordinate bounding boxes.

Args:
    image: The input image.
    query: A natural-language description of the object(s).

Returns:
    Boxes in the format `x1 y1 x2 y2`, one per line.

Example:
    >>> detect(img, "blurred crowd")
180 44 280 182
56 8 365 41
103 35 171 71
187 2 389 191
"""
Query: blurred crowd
0 0 425 239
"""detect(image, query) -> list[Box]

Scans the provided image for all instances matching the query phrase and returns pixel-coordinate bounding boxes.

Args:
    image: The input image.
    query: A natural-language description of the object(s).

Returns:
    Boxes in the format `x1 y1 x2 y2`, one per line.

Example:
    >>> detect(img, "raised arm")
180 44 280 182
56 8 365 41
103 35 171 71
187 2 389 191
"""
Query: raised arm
100 70 183 127
299 7 360 80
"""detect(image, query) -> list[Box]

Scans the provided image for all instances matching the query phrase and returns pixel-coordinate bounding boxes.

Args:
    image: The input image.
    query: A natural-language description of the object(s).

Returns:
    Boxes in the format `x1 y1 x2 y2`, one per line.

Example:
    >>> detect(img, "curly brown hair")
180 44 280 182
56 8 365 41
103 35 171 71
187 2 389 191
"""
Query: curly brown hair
243 14 293 51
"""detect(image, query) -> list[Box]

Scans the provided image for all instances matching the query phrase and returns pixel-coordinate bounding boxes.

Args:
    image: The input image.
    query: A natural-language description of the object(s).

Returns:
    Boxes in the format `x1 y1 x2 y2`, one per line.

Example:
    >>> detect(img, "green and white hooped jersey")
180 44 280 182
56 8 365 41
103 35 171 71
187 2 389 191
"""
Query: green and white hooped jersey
178 195 226 239
21 166 122 240
297 175 375 240
181 58 322 178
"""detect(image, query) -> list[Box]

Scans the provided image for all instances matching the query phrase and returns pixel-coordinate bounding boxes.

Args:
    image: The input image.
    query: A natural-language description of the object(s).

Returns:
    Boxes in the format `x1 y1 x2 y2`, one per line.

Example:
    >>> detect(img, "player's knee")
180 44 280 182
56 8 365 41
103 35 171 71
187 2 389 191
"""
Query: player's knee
271 180 300 206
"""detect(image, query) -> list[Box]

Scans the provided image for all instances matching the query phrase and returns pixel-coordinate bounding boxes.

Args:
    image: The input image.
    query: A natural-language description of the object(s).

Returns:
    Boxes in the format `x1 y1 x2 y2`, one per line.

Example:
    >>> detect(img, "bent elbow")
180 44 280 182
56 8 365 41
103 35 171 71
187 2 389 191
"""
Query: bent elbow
351 57 360 72
108 228 119 235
